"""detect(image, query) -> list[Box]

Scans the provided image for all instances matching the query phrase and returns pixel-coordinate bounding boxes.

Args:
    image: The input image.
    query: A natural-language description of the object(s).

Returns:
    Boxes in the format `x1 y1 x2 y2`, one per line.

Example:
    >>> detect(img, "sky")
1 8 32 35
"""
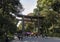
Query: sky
17 0 37 27
20 0 37 15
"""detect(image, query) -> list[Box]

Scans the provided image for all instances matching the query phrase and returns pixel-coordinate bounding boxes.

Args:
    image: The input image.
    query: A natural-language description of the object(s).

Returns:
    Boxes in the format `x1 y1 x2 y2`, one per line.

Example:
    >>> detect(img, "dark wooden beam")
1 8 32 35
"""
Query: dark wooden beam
16 14 44 19
18 19 38 22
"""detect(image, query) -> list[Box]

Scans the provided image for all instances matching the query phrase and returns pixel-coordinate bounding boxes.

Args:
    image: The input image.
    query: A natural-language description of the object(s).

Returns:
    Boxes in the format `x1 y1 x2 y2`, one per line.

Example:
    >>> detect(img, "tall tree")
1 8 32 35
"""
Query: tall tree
33 0 60 37
0 0 23 41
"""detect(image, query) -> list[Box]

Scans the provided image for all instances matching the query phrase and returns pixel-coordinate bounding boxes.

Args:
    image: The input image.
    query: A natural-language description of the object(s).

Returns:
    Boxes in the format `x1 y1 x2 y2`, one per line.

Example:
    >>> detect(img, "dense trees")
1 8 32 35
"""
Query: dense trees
33 0 60 37
0 0 23 41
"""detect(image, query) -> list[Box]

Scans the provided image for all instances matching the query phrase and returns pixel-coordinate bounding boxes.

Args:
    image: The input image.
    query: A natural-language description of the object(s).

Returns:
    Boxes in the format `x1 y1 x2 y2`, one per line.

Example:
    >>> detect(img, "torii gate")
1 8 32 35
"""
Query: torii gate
17 15 44 36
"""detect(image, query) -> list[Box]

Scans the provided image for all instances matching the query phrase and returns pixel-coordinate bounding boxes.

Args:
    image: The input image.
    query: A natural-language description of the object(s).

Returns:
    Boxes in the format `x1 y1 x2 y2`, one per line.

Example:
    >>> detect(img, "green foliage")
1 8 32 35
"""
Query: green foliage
25 22 35 32
0 0 23 41
33 0 60 37
18 23 22 30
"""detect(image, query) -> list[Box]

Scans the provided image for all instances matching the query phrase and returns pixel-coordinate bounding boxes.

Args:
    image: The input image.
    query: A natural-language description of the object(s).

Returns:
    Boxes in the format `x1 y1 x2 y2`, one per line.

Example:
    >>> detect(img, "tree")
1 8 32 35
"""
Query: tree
33 0 60 37
25 22 35 32
0 0 23 41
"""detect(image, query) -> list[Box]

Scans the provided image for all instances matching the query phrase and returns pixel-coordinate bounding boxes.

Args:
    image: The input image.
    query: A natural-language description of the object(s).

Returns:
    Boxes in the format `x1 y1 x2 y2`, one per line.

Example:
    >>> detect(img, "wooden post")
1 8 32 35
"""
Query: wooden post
38 17 40 36
22 16 24 38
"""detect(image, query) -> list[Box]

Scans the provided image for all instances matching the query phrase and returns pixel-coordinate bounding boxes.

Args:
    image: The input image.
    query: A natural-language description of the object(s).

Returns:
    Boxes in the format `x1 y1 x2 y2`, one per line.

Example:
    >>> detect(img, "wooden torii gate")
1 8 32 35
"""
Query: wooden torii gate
17 15 44 36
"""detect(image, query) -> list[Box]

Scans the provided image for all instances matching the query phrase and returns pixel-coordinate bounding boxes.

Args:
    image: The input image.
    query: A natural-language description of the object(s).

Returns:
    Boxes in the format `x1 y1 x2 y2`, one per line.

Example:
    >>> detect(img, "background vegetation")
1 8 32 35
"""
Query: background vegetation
0 0 60 42
19 0 60 37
